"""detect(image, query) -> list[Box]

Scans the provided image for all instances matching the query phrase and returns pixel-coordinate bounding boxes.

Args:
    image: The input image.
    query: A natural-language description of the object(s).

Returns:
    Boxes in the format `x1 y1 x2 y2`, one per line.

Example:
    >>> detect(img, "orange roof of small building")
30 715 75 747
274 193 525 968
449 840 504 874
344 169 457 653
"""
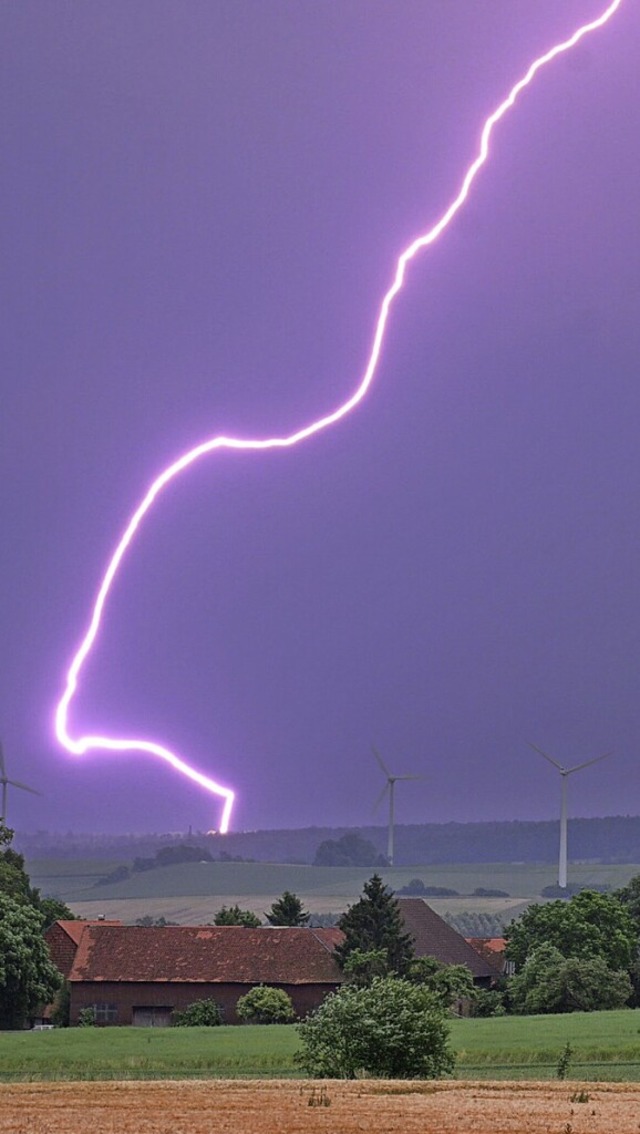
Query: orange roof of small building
69 924 344 985
466 936 507 955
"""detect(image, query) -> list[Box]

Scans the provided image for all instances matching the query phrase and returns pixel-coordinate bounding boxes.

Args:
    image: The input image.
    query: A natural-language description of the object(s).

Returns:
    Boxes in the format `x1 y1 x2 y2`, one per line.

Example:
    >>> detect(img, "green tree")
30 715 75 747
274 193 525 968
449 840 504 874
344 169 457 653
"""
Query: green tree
296 976 454 1079
615 874 640 932
172 997 223 1026
335 874 414 976
50 980 71 1027
0 893 61 1029
406 955 476 1010
508 943 632 1014
39 898 76 932
505 890 637 972
0 824 39 906
0 823 74 929
265 891 309 927
236 985 295 1024
212 904 261 927
342 948 389 987
313 833 386 868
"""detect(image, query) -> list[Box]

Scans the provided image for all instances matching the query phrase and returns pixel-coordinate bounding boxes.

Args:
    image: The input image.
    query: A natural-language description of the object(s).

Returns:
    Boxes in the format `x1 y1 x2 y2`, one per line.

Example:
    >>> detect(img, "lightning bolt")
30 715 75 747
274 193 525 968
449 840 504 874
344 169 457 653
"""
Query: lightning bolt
54 0 625 833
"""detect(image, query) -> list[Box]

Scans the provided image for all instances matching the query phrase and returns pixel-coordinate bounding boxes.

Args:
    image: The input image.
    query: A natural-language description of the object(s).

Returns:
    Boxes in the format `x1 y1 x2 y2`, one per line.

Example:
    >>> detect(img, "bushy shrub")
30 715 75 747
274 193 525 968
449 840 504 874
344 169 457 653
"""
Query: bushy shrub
398 879 459 897
236 985 295 1024
172 997 224 1026
508 944 632 1014
50 981 71 1027
406 956 476 1010
296 976 455 1079
213 904 261 927
472 989 506 1017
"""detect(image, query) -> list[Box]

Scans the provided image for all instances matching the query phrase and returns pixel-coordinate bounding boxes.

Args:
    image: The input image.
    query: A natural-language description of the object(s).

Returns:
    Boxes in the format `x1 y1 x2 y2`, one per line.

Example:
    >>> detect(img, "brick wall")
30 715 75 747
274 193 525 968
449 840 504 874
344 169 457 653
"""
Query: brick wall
70 980 339 1025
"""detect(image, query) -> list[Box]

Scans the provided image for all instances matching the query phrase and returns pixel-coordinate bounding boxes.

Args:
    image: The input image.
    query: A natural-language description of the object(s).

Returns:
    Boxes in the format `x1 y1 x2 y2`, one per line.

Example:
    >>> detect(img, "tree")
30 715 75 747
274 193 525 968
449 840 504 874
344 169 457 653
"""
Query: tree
342 948 389 987
236 985 295 1024
39 898 76 932
0 823 74 929
0 824 39 906
505 890 637 973
615 874 640 933
508 943 632 1014
406 955 476 1010
0 893 61 1029
172 997 223 1026
50 980 71 1027
135 915 177 927
212 904 261 927
313 833 386 868
296 976 454 1079
335 874 414 976
265 891 309 927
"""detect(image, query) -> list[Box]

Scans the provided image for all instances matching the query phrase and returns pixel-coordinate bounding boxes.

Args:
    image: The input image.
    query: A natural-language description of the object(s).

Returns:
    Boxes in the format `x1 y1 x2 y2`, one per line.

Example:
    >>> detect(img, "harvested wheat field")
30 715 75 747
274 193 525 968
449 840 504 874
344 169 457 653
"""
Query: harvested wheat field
3 1079 640 1134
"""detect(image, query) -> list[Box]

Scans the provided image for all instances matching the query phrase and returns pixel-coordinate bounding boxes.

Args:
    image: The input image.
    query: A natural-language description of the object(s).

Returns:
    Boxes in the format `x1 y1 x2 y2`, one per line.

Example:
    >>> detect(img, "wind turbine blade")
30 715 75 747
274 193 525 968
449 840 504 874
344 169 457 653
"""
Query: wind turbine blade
395 774 421 782
0 743 5 778
372 745 391 779
8 779 42 796
567 751 612 775
527 741 564 771
373 783 390 813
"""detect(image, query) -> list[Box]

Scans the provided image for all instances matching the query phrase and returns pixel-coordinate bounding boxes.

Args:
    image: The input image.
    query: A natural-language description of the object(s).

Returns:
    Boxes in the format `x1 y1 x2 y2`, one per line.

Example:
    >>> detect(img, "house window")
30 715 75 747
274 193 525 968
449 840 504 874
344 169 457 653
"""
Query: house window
92 1003 118 1024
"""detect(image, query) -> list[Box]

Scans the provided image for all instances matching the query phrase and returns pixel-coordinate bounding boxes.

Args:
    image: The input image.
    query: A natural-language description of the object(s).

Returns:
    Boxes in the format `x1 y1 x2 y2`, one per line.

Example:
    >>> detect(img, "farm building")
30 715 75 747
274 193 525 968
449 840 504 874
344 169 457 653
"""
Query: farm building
44 899 498 1026
465 936 514 976
63 924 343 1025
45 919 122 980
396 898 500 985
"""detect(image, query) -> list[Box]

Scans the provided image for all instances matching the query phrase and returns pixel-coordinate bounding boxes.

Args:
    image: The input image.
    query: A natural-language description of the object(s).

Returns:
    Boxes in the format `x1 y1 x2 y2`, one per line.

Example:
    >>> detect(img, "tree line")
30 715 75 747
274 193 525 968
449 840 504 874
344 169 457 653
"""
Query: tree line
16 814 640 865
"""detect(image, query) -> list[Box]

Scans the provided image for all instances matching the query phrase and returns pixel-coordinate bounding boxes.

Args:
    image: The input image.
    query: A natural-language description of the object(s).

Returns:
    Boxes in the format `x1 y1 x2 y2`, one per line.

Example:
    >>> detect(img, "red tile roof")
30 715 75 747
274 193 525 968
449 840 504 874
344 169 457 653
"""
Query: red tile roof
55 919 121 946
69 925 344 985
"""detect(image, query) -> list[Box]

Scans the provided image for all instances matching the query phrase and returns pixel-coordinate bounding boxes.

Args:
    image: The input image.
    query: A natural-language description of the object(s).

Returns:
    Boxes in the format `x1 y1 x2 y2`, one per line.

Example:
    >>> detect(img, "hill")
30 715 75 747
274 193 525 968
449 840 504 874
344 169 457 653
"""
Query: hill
16 814 640 866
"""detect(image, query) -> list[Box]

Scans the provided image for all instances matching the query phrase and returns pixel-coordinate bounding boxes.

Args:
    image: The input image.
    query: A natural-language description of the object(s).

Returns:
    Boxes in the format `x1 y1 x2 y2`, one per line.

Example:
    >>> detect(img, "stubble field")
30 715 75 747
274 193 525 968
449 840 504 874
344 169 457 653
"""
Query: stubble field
4 1079 640 1134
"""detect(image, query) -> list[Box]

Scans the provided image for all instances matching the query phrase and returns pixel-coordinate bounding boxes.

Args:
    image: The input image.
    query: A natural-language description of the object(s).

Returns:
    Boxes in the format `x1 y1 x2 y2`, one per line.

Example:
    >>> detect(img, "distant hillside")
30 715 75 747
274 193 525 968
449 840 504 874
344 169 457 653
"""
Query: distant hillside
15 814 640 866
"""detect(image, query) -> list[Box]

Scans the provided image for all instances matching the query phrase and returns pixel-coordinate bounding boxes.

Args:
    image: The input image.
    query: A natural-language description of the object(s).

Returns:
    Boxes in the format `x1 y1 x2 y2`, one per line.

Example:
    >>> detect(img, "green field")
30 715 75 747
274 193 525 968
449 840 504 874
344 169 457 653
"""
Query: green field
3 1011 640 1082
450 1009 640 1080
27 858 640 927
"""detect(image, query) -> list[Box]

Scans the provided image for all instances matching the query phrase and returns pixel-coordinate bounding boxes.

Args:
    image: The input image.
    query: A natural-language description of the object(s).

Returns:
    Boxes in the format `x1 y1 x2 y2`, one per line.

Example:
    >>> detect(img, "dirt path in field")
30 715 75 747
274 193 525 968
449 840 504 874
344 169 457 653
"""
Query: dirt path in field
2 1079 640 1134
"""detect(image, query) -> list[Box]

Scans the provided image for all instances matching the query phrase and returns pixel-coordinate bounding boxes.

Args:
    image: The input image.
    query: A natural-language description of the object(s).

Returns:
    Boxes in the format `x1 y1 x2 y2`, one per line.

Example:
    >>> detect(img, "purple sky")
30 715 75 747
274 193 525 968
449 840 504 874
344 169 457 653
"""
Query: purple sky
2 1 639 834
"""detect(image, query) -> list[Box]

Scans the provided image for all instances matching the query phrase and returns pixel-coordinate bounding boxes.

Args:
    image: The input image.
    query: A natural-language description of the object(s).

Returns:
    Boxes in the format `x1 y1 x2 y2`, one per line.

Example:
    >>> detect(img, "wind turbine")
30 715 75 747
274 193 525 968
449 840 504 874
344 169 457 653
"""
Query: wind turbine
372 746 420 867
528 742 611 890
0 742 41 823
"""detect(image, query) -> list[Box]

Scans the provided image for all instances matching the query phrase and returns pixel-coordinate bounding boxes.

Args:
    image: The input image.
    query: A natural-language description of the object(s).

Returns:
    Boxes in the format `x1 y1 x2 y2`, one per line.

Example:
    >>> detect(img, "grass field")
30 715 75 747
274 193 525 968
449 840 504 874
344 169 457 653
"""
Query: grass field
450 1009 640 1080
27 858 640 927
3 1011 640 1083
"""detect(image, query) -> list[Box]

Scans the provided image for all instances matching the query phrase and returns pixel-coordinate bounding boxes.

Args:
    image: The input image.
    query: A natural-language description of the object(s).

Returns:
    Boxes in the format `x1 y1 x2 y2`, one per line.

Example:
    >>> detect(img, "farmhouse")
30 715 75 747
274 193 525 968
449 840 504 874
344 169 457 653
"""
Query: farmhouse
396 899 499 986
64 924 343 1025
45 899 497 1025
45 919 122 979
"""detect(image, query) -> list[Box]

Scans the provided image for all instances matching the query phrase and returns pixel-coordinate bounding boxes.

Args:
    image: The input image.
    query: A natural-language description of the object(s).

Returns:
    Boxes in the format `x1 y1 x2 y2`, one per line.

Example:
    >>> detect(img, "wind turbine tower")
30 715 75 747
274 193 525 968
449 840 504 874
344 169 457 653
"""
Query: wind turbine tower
528 742 611 890
0 742 41 823
372 746 420 866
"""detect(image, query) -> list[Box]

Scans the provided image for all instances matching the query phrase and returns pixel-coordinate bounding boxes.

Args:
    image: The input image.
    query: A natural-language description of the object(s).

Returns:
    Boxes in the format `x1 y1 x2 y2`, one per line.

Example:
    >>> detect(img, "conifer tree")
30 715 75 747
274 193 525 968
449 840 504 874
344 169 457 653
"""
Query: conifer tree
335 874 414 976
266 890 310 926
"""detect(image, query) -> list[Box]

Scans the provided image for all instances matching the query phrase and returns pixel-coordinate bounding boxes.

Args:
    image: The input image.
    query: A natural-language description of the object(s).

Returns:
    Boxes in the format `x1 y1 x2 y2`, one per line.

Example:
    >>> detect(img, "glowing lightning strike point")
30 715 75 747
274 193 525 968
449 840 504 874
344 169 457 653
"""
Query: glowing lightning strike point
55 0 625 834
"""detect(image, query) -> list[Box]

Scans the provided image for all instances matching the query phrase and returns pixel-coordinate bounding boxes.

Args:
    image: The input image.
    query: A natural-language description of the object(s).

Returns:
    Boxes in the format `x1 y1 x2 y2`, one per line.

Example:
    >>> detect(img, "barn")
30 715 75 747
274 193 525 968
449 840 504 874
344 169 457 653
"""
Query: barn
65 923 343 1026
